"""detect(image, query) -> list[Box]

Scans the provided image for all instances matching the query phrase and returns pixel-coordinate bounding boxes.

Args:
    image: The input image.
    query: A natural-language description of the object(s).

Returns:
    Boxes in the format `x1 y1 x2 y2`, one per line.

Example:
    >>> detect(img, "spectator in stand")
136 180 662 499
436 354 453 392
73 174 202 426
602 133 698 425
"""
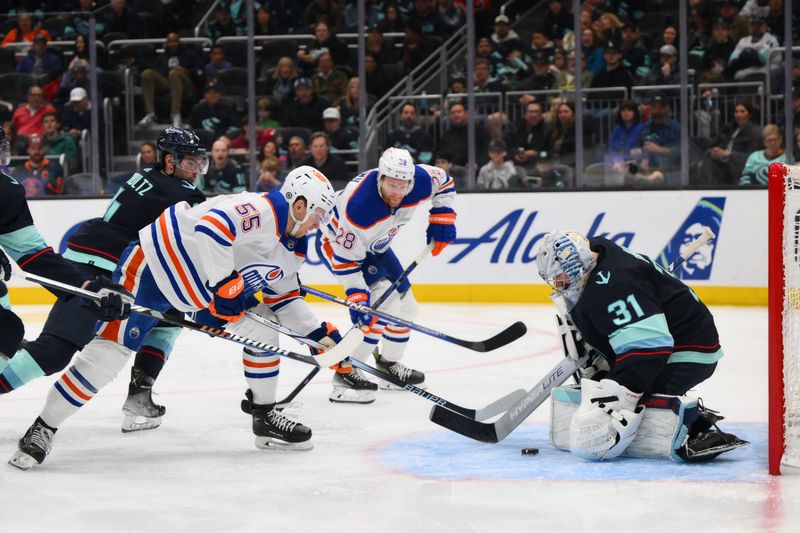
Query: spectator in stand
102 0 143 39
266 0 303 32
548 101 593 168
138 141 157 170
386 102 434 164
408 0 447 37
284 77 329 132
67 34 90 71
302 131 349 188
620 20 651 82
650 25 679 62
436 101 490 167
739 123 785 185
607 101 643 160
303 0 344 30
11 86 57 137
138 33 204 128
339 77 373 129
286 135 309 171
297 21 349 69
1 12 51 46
433 150 467 182
590 41 633 97
766 0 797 44
525 151 572 188
703 19 737 80
638 93 681 175
64 0 105 39
505 100 550 174
542 0 574 43
379 3 405 33
255 6 280 35
555 49 593 90
207 4 241 41
266 56 300 109
477 139 522 189
366 25 397 64
581 28 606 75
643 45 681 85
12 135 64 198
436 0 465 37
16 35 62 76
61 88 98 140
204 46 233 81
491 14 520 46
189 82 238 141
322 107 357 150
226 117 275 153
56 61 92 108
364 52 392 100
476 36 504 74
473 57 506 94
717 0 750 41
401 20 438 72
259 140 288 172
516 50 557 91
312 51 349 105
595 10 624 44
689 5 711 53
724 12 779 81
740 0 771 19
701 101 762 184
257 97 281 130
495 47 531 87
202 139 247 194
530 28 556 57
41 111 78 172
256 157 283 192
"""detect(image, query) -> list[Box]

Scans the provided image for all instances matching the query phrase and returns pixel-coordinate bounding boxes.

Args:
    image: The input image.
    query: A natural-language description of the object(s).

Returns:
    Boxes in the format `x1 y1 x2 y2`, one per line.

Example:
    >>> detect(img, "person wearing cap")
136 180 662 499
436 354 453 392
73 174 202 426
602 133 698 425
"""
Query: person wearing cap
637 93 681 175
477 139 522 189
386 102 434 164
717 0 751 41
740 0 771 20
516 49 556 91
11 85 57 137
188 82 238 140
206 3 240 42
56 60 91 108
322 106 357 151
16 34 62 76
302 131 349 189
491 13 520 45
1 11 51 46
285 77 329 132
590 41 633 97
61 87 100 139
311 51 349 105
703 19 737 76
643 44 681 85
724 10 779 80
12 135 65 197
620 21 651 82
41 111 78 172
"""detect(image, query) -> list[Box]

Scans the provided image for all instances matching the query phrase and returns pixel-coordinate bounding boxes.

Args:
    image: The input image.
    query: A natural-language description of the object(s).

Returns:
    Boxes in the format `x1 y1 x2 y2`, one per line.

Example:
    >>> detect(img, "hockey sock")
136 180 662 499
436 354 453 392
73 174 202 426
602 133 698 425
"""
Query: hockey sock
133 325 180 380
380 323 411 362
40 337 131 428
0 348 45 394
243 348 280 405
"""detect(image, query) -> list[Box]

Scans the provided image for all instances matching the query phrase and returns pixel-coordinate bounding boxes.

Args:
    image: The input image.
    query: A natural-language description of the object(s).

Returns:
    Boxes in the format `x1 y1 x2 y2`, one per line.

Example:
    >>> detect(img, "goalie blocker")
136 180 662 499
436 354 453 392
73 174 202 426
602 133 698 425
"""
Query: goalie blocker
550 384 749 462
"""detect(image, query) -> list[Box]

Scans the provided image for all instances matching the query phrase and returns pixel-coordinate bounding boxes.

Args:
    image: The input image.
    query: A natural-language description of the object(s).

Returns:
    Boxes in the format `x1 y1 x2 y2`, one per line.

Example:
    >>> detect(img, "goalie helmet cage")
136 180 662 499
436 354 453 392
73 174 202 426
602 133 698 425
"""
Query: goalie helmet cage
769 162 800 475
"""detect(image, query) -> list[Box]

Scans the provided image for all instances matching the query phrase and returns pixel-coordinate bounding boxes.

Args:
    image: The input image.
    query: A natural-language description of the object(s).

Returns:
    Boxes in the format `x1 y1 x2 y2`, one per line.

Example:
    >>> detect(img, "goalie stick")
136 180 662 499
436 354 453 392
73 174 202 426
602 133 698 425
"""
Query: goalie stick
301 285 528 352
429 226 717 442
19 272 362 368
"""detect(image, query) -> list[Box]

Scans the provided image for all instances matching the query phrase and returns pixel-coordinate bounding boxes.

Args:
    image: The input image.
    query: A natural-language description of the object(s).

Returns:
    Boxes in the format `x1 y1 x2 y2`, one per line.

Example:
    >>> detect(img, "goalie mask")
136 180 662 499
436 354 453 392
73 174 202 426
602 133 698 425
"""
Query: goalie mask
537 230 596 310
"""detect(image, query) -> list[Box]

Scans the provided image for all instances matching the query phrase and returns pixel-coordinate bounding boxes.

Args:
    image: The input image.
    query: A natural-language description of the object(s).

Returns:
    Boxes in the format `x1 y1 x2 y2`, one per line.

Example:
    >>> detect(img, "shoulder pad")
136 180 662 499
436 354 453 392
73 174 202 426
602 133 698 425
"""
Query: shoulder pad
264 190 289 237
400 165 434 206
344 170 391 229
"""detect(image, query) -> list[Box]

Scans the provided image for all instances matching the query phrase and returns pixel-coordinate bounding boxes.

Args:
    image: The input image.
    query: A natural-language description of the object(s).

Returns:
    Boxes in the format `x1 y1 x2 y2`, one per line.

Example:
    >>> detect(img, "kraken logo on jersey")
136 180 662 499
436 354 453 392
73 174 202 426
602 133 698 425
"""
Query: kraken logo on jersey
656 197 725 280
370 226 401 254
241 263 284 294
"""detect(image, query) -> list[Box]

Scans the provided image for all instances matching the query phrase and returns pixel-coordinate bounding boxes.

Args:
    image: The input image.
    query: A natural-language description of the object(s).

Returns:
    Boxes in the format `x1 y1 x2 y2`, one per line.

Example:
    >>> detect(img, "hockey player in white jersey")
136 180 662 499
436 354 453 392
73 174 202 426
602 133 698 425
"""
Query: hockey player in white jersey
10 166 343 469
316 147 457 403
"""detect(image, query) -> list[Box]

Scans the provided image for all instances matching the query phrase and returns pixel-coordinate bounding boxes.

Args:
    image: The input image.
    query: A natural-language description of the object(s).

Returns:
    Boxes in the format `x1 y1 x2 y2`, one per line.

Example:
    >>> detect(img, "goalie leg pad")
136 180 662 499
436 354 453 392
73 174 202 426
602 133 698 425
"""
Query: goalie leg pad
568 378 645 461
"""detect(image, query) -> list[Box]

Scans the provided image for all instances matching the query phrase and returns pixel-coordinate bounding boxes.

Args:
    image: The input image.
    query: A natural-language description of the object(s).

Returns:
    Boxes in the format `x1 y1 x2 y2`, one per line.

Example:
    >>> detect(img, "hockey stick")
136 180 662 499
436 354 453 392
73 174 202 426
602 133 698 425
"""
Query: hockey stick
19 272 361 368
667 226 716 272
300 285 528 352
429 354 588 443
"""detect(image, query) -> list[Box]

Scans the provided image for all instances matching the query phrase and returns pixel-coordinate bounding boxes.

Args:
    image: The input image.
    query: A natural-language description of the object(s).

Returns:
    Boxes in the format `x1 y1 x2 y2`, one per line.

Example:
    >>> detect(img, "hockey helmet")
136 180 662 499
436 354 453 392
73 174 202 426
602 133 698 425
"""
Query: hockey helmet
156 127 208 175
537 230 596 310
378 147 415 196
280 165 336 228
0 125 10 167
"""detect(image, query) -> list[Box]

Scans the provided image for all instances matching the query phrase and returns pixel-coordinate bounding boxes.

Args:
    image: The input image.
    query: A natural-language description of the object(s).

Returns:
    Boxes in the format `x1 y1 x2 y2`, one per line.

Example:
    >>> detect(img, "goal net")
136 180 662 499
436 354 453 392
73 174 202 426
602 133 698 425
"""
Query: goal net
769 162 800 475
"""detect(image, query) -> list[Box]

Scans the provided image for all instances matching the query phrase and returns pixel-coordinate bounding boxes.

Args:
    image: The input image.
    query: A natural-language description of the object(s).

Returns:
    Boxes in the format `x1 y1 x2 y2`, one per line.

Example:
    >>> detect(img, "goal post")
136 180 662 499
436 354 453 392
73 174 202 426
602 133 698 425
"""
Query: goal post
769 162 800 475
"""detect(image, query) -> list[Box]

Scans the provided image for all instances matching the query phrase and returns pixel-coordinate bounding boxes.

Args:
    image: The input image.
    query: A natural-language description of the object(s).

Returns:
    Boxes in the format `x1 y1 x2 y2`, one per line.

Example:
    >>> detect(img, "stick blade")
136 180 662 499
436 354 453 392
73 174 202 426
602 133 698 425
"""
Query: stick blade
312 328 364 367
451 321 528 352
429 405 499 443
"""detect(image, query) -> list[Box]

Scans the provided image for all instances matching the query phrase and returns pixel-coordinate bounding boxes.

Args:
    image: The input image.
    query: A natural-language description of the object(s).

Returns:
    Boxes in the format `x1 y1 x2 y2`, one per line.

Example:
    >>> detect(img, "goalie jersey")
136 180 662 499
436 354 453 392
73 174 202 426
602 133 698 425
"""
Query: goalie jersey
317 164 455 291
569 237 723 394
138 191 307 314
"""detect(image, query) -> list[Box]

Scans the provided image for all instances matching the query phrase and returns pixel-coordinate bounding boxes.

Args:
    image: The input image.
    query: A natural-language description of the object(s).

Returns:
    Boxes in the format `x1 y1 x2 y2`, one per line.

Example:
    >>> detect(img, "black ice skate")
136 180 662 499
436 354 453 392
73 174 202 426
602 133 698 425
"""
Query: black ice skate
374 352 426 390
677 400 750 462
121 367 166 433
329 367 377 403
252 403 313 451
9 417 57 470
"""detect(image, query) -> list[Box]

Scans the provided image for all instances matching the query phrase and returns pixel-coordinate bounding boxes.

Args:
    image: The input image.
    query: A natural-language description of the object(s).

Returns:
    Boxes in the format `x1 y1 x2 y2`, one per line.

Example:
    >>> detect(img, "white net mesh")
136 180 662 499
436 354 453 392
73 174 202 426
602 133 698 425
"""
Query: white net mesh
782 166 800 468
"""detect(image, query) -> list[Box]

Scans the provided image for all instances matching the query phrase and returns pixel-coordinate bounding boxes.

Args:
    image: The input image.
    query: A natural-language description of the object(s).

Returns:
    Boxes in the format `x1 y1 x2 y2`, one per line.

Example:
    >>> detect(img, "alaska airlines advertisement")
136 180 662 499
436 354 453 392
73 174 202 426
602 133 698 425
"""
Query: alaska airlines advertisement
16 190 766 305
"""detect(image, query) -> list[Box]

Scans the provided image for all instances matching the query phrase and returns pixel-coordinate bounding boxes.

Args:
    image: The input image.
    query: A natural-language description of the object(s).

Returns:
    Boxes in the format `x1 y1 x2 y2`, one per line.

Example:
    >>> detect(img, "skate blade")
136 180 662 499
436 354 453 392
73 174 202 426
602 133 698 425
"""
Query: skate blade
254 437 313 451
8 450 38 470
378 379 427 391
329 387 376 404
121 415 162 433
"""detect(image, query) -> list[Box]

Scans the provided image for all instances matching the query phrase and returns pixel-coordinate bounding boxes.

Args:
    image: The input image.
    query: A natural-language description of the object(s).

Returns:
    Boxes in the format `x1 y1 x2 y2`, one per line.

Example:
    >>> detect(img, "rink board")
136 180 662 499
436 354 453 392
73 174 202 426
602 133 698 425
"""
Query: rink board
7 189 766 305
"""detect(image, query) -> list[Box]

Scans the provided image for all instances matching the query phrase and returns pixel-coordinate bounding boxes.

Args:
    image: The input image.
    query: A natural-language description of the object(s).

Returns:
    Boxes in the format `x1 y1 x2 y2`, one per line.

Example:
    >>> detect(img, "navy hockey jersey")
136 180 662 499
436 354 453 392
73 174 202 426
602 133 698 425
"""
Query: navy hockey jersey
569 237 723 394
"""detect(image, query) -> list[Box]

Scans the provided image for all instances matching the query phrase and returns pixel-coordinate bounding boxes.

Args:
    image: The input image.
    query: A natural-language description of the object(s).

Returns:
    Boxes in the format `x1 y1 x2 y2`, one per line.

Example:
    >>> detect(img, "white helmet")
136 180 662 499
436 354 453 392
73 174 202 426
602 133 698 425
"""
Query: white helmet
536 230 596 310
280 165 336 226
378 147 415 193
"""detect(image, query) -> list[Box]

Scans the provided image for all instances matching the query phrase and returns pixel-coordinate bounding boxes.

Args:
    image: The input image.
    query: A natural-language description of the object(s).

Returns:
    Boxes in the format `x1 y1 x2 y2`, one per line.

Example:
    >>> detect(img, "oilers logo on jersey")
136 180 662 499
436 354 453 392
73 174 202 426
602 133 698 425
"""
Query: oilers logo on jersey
370 226 401 254
656 197 724 280
241 263 284 294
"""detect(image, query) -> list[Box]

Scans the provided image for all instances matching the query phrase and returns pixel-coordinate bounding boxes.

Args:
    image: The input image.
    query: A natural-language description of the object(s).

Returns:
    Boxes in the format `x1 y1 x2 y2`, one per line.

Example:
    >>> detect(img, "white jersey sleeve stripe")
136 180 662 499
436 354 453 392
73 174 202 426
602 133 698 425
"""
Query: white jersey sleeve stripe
153 209 210 309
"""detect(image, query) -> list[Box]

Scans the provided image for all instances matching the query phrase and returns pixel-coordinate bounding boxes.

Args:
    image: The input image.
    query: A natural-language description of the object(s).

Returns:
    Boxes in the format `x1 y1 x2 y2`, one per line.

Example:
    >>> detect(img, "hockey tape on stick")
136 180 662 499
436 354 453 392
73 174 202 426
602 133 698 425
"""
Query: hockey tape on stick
20 272 333 367
301 285 527 352
668 226 715 273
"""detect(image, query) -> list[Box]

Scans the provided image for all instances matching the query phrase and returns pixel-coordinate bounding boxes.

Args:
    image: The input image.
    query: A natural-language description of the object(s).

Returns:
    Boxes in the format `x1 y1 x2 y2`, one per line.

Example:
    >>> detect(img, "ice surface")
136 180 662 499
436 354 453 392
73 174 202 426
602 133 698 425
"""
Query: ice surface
1 303 799 532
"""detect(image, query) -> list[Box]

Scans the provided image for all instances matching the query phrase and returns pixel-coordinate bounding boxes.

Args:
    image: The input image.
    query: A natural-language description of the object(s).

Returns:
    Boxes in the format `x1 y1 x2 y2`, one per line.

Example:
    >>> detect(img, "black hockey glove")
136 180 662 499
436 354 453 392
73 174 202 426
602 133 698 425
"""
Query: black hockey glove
1 248 11 281
81 276 134 322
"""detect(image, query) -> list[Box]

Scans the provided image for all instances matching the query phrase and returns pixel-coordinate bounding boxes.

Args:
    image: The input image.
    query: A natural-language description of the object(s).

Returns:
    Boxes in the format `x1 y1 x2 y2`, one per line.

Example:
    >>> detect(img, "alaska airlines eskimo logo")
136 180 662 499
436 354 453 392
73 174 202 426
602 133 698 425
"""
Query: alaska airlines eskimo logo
241 263 284 293
656 198 724 280
370 226 401 254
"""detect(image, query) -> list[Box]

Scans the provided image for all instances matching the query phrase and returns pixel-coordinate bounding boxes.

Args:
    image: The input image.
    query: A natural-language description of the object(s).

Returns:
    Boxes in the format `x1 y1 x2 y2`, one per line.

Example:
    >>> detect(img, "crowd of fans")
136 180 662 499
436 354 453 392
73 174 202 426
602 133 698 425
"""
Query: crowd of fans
0 0 797 197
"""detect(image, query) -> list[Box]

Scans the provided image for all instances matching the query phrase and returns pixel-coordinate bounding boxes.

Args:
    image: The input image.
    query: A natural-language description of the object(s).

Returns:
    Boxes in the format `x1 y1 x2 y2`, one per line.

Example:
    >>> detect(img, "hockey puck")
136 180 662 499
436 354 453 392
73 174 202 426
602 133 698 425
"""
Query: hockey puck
521 448 539 456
